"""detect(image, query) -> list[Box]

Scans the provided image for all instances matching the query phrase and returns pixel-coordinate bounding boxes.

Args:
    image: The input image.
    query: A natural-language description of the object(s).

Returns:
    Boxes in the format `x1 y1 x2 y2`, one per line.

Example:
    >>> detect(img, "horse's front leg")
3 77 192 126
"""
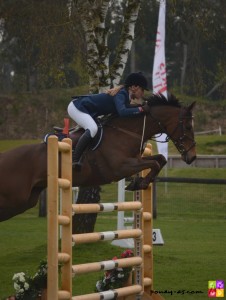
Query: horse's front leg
125 154 167 191
142 154 167 169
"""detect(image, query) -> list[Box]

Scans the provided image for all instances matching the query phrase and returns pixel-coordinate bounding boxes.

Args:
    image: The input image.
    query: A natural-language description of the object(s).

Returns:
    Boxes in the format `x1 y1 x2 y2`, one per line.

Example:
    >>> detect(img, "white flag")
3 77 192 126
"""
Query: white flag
152 0 168 160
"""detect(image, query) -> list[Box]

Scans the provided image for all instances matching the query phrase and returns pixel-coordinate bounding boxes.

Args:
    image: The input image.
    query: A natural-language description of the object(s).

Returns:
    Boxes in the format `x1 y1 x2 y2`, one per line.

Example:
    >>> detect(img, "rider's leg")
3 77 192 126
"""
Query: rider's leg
67 102 97 137
68 102 98 169
72 129 92 167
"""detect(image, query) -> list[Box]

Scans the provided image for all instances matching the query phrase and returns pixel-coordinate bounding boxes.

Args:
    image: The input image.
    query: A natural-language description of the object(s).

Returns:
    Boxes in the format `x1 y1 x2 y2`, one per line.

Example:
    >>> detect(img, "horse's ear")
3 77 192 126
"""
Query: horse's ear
188 101 196 111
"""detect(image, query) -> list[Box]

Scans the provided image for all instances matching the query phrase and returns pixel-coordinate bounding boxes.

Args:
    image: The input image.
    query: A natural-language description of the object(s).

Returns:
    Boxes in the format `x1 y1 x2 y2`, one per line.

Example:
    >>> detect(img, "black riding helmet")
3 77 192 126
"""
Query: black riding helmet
124 72 149 91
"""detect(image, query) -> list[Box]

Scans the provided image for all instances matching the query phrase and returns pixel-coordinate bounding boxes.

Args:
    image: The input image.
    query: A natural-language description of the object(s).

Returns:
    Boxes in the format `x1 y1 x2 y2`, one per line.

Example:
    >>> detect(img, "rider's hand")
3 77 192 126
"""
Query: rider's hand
105 85 124 96
131 98 144 105
140 104 150 114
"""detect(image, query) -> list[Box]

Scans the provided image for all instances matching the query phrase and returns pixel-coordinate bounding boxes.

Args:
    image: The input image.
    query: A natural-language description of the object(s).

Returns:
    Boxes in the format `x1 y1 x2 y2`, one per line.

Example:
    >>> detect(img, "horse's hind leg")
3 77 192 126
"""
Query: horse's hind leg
125 154 167 191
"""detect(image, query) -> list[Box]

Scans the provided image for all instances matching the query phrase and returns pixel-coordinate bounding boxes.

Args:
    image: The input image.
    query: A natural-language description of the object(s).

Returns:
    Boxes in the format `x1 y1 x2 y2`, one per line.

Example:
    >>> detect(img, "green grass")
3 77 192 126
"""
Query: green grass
153 218 226 300
167 134 226 155
1 176 226 299
0 139 225 299
0 210 47 299
0 135 226 155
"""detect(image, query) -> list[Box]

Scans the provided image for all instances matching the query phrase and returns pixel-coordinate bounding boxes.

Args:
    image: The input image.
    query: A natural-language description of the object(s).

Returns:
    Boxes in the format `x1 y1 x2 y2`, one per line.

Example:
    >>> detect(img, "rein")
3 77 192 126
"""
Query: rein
140 115 147 153
105 116 147 154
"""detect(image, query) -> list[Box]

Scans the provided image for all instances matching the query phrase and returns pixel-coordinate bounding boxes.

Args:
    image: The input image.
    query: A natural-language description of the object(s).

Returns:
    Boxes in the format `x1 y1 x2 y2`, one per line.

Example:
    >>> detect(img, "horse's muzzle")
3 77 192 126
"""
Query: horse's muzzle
183 154 196 165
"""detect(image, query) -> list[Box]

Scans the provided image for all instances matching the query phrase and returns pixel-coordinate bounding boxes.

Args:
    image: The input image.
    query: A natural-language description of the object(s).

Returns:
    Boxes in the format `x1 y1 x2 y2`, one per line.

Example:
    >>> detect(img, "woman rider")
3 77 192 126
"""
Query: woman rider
67 72 150 170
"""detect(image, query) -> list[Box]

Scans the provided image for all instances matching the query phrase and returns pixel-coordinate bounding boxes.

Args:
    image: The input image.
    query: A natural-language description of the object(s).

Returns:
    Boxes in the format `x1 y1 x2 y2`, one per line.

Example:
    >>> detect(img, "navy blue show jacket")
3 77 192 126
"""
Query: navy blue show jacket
72 88 142 118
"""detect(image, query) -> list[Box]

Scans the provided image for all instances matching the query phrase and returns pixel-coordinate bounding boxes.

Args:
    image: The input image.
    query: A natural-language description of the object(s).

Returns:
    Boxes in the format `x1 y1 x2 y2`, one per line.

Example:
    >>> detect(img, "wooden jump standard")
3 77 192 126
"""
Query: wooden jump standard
47 136 164 300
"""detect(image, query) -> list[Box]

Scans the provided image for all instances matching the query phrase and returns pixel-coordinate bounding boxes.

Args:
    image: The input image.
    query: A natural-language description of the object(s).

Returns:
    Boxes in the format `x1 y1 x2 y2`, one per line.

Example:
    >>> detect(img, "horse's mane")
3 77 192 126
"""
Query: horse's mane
146 93 181 108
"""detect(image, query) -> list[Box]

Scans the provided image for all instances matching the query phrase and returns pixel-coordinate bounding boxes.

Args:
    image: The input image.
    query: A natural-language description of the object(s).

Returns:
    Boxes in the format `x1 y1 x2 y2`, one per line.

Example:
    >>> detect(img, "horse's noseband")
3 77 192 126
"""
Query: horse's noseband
166 109 196 156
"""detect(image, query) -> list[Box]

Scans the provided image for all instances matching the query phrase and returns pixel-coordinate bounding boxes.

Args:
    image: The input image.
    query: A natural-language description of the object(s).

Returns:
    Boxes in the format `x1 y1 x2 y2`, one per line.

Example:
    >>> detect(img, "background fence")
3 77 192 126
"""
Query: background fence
167 155 226 168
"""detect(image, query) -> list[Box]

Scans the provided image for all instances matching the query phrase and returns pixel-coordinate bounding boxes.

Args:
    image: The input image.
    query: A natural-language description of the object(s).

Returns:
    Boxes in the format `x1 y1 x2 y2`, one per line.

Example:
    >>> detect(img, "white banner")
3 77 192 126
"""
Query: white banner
152 0 168 160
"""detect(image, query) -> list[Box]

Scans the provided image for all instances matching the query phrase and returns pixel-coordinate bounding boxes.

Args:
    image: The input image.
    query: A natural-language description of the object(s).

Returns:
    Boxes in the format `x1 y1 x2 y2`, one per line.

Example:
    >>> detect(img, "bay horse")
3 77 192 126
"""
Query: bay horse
0 94 196 221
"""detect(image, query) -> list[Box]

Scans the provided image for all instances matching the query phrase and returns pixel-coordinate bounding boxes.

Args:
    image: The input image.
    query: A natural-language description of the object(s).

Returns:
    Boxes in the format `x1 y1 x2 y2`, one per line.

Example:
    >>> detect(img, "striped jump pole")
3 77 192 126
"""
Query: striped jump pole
71 201 144 300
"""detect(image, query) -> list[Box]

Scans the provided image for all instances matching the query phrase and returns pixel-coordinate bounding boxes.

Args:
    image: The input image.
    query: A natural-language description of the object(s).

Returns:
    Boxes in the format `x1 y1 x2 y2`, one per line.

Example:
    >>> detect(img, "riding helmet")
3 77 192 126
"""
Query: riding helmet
124 72 149 90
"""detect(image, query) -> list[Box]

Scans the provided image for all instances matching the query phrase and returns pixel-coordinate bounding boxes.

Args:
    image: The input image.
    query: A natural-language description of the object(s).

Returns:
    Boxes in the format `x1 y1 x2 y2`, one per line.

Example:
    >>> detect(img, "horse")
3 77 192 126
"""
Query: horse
0 94 196 221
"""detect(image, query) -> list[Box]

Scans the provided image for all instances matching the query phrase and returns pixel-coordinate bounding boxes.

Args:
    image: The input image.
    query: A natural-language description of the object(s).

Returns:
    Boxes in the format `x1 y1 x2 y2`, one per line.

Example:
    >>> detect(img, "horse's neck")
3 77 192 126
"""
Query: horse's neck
109 115 144 133
106 107 177 141
113 113 164 136
148 106 179 134
106 116 155 150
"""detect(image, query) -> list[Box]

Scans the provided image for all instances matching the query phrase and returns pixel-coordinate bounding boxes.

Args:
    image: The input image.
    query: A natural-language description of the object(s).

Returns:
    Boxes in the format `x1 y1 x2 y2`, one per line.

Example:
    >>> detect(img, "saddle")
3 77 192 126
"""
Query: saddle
44 119 103 151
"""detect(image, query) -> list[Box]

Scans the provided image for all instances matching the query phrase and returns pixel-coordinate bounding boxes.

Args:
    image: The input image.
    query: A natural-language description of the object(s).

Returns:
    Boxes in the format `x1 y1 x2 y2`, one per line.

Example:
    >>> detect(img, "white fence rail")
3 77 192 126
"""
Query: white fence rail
195 126 222 136
167 155 226 168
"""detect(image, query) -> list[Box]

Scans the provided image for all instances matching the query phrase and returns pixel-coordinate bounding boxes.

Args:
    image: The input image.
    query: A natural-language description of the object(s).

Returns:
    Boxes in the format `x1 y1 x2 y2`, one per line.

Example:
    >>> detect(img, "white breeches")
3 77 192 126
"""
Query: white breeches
67 101 98 138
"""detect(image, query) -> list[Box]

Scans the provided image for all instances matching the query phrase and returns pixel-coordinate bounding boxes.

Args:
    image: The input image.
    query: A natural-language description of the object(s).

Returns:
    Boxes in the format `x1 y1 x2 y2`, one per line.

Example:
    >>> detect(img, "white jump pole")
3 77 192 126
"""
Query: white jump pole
111 179 135 248
117 179 125 230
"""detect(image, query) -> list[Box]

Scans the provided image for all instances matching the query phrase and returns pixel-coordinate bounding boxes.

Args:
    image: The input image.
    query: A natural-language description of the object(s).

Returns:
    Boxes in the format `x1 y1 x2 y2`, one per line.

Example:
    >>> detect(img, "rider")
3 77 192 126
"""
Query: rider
67 72 150 170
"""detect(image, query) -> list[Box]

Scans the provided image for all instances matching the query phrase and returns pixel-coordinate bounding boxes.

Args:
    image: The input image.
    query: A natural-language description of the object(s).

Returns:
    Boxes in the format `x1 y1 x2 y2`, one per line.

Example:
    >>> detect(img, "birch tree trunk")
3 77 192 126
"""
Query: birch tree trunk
111 0 141 86
73 0 141 91
71 0 141 233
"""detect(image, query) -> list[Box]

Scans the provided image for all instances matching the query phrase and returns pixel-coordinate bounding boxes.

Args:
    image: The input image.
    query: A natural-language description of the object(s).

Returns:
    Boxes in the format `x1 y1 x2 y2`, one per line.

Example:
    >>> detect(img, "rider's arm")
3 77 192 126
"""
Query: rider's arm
114 89 144 116
105 85 124 96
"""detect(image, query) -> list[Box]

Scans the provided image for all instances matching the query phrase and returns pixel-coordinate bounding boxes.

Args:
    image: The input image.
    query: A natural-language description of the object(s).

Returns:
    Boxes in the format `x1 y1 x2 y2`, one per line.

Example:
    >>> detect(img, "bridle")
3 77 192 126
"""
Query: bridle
150 108 196 156
105 107 196 157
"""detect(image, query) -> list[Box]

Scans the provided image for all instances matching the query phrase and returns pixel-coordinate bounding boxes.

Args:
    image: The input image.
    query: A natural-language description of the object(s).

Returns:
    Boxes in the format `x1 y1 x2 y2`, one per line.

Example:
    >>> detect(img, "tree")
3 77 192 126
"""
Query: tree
0 0 84 91
1 0 226 98
70 0 142 233
166 0 226 97
71 0 141 92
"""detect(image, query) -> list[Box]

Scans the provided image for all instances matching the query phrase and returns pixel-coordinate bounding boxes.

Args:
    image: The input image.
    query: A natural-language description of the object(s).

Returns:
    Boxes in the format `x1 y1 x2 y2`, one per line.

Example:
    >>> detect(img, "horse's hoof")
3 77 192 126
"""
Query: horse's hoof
139 183 149 190
139 177 156 189
125 181 140 191
125 182 137 191
125 177 142 191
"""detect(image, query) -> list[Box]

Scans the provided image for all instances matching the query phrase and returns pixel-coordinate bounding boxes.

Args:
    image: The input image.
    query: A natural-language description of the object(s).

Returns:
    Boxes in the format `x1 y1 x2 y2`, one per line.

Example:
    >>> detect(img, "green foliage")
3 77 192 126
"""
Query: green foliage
95 249 134 292
0 86 90 139
12 260 47 300
0 0 85 91
1 1 226 98
164 0 226 98
0 86 225 140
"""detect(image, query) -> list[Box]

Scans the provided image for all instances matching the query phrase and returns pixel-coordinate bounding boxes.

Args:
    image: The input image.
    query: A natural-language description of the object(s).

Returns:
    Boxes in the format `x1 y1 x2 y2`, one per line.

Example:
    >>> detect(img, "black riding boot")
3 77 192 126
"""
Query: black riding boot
73 129 92 170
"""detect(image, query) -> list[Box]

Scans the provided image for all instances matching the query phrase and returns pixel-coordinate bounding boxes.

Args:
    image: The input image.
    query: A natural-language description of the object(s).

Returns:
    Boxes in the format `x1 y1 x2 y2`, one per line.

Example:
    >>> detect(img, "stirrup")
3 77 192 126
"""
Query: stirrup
72 152 84 171
73 160 82 171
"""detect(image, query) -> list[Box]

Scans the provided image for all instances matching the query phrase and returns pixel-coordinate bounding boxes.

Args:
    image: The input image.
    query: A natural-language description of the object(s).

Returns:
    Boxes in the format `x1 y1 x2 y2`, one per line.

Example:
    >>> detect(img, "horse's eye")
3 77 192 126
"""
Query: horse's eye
185 119 193 131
